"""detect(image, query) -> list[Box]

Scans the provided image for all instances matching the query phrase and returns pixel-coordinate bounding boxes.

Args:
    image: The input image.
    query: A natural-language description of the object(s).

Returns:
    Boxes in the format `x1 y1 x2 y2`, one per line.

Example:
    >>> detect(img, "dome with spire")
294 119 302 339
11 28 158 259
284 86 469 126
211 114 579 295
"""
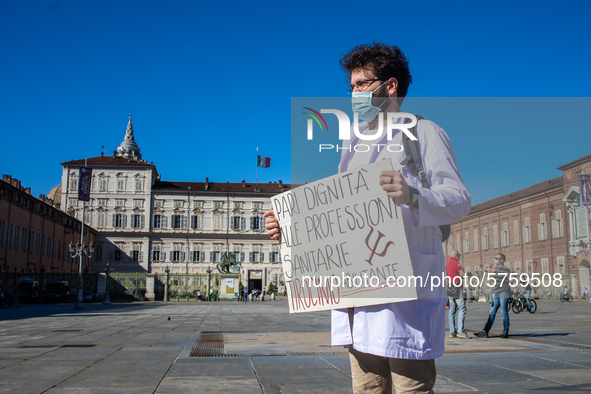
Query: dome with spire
47 183 62 209
116 113 142 160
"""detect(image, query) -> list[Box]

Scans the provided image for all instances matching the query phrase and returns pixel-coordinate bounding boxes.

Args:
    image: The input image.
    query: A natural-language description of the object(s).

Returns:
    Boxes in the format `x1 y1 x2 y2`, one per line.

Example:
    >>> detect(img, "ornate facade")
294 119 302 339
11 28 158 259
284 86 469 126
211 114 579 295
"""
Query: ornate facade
57 115 288 292
445 154 591 297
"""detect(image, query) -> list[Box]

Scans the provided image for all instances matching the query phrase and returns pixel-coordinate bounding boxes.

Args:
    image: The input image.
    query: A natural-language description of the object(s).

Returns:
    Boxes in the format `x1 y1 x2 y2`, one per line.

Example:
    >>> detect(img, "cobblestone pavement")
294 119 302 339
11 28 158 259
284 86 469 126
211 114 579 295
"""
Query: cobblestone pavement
0 299 590 393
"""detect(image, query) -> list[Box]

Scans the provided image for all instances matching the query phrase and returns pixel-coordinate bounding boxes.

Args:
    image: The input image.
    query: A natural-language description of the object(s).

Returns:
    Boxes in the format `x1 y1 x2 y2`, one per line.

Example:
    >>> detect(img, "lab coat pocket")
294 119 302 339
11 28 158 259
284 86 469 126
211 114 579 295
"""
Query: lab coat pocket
409 250 445 301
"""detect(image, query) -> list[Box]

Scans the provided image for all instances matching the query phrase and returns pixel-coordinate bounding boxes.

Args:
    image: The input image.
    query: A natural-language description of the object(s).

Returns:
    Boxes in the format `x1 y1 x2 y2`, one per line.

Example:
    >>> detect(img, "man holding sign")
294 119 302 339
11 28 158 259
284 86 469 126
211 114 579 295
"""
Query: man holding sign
265 43 470 393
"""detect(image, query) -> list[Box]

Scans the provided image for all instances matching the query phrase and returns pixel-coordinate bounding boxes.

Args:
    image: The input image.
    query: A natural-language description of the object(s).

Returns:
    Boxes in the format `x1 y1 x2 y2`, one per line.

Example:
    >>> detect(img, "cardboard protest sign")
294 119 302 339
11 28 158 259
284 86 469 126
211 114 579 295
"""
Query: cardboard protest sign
271 160 417 313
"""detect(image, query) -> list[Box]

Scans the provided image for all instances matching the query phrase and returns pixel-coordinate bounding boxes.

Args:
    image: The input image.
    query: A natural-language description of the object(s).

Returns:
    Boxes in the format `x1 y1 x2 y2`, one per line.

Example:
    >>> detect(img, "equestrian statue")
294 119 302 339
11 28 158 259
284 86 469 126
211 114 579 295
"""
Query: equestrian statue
217 251 241 274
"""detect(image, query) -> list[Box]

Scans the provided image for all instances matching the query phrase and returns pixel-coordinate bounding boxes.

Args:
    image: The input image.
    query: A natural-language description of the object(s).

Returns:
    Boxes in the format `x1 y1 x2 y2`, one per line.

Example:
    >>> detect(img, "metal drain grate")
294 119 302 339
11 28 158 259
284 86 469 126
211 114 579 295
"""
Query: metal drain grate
20 344 95 348
509 337 591 350
190 331 224 357
19 345 59 348
190 331 344 358
61 344 96 348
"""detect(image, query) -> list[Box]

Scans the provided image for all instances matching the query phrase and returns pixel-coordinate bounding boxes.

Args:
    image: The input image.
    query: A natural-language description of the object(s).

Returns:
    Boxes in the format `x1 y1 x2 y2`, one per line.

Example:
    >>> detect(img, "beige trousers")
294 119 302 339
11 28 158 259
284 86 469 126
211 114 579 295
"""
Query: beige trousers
349 346 436 394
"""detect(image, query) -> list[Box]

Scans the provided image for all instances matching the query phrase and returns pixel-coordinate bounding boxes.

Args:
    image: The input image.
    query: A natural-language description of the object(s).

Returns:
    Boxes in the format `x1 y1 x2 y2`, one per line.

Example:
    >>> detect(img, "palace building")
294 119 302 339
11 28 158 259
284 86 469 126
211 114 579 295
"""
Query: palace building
53 115 289 293
444 154 591 298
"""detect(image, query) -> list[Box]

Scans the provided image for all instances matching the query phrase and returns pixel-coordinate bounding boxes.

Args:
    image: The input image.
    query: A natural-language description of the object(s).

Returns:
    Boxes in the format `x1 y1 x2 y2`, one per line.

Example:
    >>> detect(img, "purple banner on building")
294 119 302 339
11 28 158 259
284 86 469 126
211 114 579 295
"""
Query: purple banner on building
78 167 92 201
580 174 591 206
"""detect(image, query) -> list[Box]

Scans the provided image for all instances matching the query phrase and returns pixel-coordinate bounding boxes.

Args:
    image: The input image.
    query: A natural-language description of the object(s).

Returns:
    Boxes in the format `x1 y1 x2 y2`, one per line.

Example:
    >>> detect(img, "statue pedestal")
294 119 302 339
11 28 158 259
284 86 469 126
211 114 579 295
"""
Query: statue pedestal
145 275 156 301
219 273 240 301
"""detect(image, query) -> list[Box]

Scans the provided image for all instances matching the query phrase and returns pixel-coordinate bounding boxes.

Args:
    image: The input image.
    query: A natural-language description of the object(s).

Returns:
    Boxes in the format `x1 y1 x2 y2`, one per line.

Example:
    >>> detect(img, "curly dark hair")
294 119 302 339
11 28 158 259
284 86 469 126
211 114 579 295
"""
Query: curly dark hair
340 42 412 98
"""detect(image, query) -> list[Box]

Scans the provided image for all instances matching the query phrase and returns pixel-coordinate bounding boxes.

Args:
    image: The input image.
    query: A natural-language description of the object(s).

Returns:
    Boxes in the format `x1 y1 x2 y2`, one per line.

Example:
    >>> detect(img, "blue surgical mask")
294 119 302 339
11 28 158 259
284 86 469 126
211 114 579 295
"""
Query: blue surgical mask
351 81 388 122
494 259 501 266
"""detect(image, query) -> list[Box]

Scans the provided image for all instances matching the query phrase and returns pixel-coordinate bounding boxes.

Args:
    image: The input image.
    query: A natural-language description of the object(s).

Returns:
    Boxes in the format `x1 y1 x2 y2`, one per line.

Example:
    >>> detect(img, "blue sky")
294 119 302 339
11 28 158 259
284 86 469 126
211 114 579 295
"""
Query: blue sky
1 0 590 205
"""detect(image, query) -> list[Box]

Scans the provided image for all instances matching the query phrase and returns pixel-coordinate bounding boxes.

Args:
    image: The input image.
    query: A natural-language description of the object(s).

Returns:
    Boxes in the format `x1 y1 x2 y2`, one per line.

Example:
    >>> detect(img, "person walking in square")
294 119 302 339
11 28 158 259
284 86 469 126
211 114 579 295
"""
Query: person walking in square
446 249 468 338
475 254 511 338
521 278 532 311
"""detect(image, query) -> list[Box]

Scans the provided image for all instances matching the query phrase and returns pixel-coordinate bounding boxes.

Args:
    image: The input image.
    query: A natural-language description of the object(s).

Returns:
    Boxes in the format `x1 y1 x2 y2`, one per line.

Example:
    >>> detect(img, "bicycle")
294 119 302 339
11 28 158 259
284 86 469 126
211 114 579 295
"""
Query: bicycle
511 294 536 314
507 296 516 310
0 292 20 309
560 295 573 303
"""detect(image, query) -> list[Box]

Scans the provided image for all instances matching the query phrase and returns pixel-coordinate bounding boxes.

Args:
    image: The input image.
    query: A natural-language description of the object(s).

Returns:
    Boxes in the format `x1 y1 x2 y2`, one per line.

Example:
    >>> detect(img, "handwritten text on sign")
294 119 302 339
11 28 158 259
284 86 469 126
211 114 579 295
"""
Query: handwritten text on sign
271 160 417 313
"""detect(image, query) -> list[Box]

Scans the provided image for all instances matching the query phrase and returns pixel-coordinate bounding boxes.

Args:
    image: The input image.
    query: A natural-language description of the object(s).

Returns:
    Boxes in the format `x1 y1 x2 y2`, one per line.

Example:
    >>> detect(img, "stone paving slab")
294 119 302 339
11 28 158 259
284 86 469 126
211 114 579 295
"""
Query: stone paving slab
165 358 254 377
436 351 591 394
156 377 263 394
251 356 352 391
445 335 539 352
22 347 118 364
55 349 179 390
224 332 335 355
0 361 89 394
431 376 480 393
46 387 156 394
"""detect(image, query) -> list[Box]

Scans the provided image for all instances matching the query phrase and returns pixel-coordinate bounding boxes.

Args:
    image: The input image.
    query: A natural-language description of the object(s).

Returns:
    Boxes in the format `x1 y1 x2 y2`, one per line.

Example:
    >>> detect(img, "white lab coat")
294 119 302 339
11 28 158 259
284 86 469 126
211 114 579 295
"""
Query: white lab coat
331 118 471 360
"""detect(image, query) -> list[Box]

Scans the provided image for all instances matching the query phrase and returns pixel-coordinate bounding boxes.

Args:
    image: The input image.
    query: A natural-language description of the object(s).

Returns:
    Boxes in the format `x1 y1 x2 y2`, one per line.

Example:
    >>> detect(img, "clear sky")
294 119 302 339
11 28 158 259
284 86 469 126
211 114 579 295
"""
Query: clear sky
1 0 590 205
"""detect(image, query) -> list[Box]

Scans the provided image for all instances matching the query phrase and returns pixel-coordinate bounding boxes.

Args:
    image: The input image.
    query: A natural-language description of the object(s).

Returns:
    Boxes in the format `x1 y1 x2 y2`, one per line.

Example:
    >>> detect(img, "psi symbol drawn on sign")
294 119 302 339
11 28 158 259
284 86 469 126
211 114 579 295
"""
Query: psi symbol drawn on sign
364 225 395 266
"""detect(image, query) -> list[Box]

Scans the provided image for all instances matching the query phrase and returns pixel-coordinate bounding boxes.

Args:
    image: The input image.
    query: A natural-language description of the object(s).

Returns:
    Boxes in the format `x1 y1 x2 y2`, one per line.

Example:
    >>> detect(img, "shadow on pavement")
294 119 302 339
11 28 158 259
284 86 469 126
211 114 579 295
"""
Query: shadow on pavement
0 301 192 321
530 383 591 391
514 333 570 338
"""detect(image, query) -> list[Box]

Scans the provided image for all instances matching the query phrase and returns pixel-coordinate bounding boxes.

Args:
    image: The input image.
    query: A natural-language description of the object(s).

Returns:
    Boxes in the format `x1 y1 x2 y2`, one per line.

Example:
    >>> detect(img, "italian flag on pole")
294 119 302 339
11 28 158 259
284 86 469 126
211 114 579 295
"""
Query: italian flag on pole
257 155 271 168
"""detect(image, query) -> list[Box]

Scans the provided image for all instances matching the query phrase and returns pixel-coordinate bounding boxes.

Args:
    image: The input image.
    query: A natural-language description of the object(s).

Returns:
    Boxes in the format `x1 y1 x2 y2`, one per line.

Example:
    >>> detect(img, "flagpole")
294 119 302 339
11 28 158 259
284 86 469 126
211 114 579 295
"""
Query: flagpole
256 147 259 189
75 158 88 310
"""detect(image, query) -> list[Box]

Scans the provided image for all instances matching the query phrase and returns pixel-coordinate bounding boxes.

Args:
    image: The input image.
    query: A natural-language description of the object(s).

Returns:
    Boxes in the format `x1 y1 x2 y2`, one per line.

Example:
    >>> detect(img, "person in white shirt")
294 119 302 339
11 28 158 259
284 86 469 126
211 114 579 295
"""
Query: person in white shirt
265 43 470 394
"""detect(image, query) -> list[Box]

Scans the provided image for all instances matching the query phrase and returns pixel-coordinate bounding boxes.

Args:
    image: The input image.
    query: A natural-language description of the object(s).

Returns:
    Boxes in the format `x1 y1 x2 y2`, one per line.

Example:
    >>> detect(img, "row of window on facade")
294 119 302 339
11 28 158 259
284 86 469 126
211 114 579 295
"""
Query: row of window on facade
69 176 146 193
3 187 78 228
152 214 265 231
97 243 281 264
154 200 265 210
68 198 266 210
70 198 146 208
79 212 266 231
463 255 567 277
0 220 74 262
448 212 565 255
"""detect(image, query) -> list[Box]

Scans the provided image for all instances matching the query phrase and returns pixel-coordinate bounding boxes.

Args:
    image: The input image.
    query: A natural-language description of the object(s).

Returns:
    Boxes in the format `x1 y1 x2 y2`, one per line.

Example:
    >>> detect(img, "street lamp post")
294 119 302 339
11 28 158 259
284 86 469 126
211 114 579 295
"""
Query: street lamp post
577 239 591 304
206 267 212 301
69 241 94 310
475 264 488 302
164 266 170 301
475 266 482 300
103 262 111 305
186 262 190 300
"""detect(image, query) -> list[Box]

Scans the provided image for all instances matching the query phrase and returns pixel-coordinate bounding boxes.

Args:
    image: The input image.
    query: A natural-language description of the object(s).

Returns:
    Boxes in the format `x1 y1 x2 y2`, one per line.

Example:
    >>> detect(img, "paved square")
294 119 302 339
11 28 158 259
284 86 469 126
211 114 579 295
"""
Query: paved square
0 299 590 393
